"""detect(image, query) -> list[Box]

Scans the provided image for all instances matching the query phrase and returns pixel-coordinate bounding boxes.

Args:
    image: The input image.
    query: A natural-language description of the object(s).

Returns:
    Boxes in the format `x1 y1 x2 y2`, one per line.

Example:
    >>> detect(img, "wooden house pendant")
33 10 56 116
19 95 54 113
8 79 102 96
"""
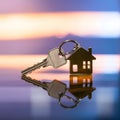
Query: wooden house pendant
68 47 96 74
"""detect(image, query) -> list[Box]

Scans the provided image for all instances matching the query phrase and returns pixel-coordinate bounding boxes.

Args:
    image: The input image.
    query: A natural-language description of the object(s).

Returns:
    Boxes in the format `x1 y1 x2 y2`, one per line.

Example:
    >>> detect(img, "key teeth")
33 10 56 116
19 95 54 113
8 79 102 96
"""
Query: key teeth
21 74 32 81
21 59 47 75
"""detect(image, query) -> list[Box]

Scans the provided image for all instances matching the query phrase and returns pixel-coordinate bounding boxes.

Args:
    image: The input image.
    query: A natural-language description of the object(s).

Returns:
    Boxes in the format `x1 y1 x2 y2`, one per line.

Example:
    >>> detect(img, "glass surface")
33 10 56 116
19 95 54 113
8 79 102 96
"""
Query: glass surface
0 60 119 120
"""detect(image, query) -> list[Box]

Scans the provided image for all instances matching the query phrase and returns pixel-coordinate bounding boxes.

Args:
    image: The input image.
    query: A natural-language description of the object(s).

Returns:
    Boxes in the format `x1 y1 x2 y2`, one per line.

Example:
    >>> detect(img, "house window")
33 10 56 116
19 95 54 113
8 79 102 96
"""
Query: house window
73 77 78 84
72 65 78 72
83 83 86 87
83 65 86 69
87 61 91 69
87 61 90 64
83 78 86 83
83 61 86 69
83 78 86 87
83 61 86 65
87 78 90 83
87 83 90 87
87 65 90 69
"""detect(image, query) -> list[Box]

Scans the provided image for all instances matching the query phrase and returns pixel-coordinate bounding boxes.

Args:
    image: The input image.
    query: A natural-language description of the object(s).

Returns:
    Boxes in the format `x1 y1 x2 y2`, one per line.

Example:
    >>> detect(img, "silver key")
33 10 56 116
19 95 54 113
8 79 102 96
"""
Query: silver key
21 48 67 75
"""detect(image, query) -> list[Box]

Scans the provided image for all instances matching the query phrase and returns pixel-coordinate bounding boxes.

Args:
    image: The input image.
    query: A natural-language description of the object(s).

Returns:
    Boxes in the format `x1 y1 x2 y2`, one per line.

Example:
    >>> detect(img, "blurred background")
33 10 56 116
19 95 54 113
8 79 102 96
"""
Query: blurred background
0 0 120 120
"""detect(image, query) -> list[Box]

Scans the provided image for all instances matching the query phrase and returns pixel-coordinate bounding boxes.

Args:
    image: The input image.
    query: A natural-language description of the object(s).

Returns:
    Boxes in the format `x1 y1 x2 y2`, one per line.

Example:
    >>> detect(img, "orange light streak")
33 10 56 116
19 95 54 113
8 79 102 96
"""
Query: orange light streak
0 12 119 40
0 55 119 74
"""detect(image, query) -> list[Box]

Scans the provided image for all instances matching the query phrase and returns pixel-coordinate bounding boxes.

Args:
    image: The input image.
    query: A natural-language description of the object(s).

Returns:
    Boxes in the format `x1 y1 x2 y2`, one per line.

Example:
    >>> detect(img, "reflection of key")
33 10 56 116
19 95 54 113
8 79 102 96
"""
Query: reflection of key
22 75 80 108
22 75 67 99
21 48 67 75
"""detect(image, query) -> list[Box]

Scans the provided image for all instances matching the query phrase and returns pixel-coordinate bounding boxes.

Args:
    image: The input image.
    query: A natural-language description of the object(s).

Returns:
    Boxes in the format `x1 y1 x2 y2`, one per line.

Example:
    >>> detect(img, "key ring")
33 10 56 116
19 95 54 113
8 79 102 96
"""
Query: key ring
59 93 80 108
59 40 80 56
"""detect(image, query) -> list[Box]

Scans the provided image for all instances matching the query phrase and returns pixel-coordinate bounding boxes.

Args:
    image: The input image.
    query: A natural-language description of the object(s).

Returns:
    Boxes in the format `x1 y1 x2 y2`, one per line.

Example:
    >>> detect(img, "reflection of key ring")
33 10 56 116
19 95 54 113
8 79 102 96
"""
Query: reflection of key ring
59 93 80 108
59 40 80 56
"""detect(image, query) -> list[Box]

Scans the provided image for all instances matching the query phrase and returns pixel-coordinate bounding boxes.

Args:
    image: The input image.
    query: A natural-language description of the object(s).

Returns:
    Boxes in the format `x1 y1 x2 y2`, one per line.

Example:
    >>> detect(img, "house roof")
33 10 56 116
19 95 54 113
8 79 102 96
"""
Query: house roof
69 87 96 99
67 47 96 60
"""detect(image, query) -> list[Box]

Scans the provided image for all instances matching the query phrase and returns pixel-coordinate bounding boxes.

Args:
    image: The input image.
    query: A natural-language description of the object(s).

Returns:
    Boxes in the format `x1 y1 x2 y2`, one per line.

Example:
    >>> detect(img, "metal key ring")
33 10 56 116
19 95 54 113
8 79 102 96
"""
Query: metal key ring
59 93 80 108
59 40 80 56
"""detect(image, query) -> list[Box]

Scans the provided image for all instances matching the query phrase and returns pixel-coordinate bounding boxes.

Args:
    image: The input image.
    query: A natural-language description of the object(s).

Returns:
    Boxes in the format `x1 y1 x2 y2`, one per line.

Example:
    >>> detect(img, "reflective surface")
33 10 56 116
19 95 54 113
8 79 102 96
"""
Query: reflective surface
0 63 119 120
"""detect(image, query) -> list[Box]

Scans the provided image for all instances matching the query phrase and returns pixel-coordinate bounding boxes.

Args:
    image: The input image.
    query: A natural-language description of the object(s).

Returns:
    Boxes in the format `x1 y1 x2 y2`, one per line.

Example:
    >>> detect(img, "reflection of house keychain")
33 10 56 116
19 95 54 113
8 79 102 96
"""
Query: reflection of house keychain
21 39 96 108
69 74 96 100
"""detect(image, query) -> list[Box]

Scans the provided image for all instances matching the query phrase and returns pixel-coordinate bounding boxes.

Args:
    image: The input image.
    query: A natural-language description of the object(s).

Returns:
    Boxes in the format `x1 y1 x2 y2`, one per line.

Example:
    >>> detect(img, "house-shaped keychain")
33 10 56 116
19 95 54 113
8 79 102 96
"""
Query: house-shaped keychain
68 47 96 74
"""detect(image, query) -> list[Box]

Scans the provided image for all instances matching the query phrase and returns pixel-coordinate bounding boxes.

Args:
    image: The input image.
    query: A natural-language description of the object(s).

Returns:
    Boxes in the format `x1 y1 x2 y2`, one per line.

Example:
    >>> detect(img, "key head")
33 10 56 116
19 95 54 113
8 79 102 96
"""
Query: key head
47 80 67 99
47 48 67 68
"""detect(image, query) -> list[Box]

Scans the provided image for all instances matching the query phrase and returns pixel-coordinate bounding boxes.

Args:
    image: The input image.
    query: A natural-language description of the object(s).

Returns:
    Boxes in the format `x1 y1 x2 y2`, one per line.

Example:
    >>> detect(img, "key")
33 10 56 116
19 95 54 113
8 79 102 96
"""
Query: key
44 80 67 99
22 75 67 99
21 48 67 75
